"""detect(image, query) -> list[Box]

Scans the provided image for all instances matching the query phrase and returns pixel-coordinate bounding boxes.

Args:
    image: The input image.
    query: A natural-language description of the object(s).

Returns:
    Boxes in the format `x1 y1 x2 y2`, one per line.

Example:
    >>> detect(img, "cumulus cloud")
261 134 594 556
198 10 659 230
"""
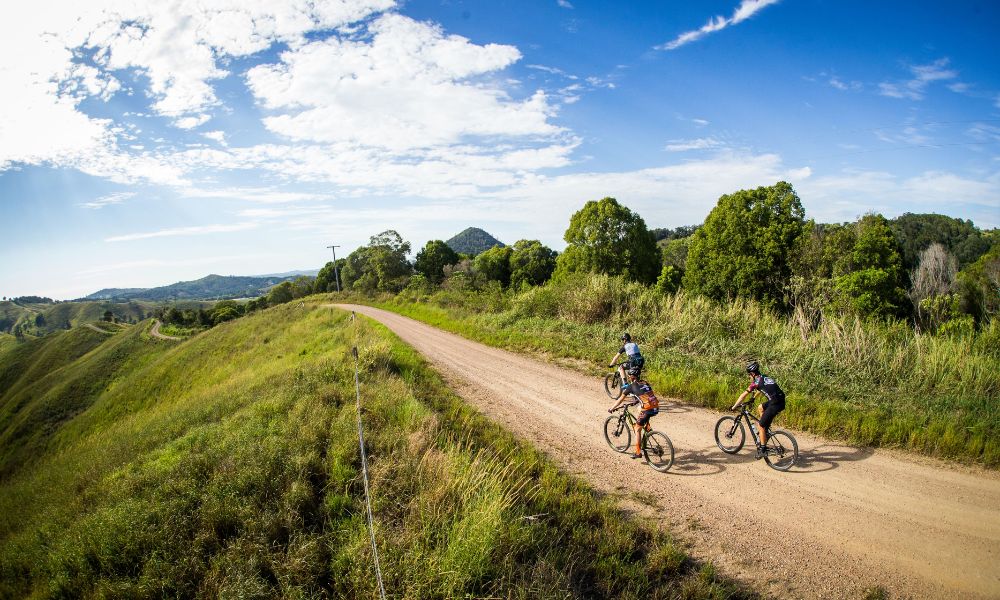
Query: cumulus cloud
246 14 560 151
658 0 780 51
0 0 393 179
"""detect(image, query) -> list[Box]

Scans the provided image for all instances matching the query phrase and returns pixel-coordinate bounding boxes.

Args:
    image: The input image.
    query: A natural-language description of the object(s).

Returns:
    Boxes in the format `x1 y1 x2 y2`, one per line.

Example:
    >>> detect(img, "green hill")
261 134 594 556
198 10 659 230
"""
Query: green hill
445 227 504 256
0 301 745 598
0 300 156 336
86 273 310 301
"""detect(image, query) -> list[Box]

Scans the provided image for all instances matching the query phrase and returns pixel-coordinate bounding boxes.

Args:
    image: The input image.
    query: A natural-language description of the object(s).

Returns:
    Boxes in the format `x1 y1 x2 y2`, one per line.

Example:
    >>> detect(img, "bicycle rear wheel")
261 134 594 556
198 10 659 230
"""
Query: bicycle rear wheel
603 415 631 452
604 372 623 399
714 416 745 454
764 430 798 471
643 431 674 472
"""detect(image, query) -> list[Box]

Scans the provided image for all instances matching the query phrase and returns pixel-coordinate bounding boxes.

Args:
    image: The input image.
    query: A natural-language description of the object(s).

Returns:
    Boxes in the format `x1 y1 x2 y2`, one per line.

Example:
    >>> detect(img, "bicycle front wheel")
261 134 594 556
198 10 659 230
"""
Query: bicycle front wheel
714 416 745 454
643 431 674 472
603 415 631 452
764 430 798 471
604 372 623 399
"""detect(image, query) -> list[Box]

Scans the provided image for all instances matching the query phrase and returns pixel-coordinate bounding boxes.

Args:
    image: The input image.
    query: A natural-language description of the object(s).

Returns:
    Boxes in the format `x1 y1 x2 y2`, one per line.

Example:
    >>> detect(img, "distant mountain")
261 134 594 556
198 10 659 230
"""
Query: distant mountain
84 274 310 302
445 227 504 256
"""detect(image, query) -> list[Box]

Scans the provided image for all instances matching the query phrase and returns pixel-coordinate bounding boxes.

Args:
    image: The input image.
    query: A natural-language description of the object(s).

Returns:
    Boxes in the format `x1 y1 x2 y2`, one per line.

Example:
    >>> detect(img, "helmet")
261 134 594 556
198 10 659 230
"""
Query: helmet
745 361 760 374
621 333 631 342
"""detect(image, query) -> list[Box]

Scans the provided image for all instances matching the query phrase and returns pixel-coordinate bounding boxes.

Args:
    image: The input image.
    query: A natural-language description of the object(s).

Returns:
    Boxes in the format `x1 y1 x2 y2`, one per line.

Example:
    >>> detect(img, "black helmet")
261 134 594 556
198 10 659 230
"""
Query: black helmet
621 333 631 342
745 361 760 374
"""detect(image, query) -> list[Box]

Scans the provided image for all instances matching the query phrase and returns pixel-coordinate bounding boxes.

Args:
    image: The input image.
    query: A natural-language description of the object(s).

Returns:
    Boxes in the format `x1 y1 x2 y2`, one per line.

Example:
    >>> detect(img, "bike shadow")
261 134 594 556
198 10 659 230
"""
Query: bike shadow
789 442 874 473
666 445 739 476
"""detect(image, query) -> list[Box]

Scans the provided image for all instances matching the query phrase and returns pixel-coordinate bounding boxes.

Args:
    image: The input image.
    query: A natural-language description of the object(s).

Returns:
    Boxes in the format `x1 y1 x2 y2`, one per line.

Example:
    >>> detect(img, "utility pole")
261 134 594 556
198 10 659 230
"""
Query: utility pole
326 245 342 292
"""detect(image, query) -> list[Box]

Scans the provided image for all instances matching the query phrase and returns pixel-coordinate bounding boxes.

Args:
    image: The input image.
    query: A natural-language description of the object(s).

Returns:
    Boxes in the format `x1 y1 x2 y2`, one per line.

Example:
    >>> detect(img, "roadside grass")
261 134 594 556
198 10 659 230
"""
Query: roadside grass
358 273 999 467
0 300 752 598
158 323 203 338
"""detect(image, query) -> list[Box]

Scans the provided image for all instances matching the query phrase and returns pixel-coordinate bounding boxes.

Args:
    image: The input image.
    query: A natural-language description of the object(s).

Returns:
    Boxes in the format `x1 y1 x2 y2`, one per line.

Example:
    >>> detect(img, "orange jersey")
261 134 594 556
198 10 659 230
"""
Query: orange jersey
626 381 659 411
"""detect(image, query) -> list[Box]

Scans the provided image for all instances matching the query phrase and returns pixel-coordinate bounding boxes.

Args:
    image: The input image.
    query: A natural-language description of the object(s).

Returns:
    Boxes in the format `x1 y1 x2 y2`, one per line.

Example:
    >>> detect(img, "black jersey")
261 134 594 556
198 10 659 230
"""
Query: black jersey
748 374 785 406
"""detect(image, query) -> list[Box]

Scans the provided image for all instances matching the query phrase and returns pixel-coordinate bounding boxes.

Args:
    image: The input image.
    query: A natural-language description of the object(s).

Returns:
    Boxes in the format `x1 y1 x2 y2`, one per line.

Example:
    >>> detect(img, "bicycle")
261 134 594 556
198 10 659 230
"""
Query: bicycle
713 397 798 471
603 401 674 472
603 360 642 399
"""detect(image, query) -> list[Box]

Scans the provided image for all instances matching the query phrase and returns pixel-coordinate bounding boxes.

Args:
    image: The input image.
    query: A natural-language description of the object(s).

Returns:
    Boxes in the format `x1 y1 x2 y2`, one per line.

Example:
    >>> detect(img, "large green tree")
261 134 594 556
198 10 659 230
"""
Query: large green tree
414 240 460 284
890 213 991 269
553 197 659 284
683 181 806 309
473 245 513 287
832 214 909 320
509 240 557 288
340 230 413 293
314 260 346 293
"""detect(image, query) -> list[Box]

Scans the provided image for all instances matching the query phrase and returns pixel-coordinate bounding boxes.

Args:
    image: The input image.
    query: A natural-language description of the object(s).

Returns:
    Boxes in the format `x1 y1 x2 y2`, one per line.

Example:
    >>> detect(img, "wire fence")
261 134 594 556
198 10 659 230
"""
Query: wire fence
350 310 387 600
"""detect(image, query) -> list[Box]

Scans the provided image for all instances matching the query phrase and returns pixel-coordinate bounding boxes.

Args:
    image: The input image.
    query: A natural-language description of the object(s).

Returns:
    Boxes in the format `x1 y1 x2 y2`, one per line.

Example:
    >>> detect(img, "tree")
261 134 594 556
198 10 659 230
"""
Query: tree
683 182 806 310
474 245 513 287
956 242 1000 323
314 260 345 293
553 197 659 284
103 310 114 322
656 264 683 295
891 213 990 269
832 214 909 320
35 314 46 328
509 240 557 288
341 230 413 293
267 281 294 305
414 240 460 284
660 237 691 270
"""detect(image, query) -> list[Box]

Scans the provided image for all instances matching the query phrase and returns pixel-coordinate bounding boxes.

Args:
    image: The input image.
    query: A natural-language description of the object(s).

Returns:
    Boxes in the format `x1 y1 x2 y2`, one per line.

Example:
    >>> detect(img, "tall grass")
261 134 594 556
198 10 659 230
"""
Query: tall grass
378 273 1000 466
0 300 750 598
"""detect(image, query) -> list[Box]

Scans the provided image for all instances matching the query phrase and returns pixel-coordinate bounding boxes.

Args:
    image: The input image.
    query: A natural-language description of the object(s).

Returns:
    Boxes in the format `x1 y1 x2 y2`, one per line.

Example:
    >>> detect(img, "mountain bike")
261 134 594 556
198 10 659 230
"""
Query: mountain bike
713 398 797 471
604 401 674 472
604 360 641 399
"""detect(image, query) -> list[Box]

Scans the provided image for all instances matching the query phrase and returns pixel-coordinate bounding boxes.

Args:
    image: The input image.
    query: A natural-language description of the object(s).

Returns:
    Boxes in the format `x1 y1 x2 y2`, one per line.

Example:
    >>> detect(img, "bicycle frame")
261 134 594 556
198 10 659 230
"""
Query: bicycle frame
614 402 652 438
731 404 766 450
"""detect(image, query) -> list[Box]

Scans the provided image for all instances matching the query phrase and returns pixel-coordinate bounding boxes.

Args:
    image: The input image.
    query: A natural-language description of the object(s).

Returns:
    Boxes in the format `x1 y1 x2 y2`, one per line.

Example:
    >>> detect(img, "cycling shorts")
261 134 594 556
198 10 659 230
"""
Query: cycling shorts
759 401 784 430
637 408 659 426
626 356 645 375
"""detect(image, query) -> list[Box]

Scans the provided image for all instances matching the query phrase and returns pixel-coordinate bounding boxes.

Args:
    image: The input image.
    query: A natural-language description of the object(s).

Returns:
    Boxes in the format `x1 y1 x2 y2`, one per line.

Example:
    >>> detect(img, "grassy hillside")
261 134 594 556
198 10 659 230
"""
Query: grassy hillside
0 300 154 335
372 273 1000 466
0 301 748 598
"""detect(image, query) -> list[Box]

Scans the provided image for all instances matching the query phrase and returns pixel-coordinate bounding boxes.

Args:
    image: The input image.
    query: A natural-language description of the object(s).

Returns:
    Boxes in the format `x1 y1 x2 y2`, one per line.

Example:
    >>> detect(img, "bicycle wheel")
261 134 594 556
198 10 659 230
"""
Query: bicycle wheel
603 415 631 452
604 372 623 399
763 430 798 471
642 431 674 472
714 416 745 454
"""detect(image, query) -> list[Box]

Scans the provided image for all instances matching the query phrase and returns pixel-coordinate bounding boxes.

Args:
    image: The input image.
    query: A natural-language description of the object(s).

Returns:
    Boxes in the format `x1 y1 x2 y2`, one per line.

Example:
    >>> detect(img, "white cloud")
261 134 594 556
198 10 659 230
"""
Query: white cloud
0 0 394 178
878 58 957 100
246 14 560 151
105 222 258 242
202 131 227 145
828 76 862 92
664 138 723 152
175 115 211 130
658 0 780 51
180 186 333 204
557 0 574 8
692 118 710 127
79 192 136 209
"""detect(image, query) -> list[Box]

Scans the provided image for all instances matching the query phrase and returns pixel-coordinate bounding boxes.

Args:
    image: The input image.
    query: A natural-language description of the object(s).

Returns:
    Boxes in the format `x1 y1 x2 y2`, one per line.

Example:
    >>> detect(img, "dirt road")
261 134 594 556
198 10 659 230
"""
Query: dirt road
336 304 1000 599
149 319 180 341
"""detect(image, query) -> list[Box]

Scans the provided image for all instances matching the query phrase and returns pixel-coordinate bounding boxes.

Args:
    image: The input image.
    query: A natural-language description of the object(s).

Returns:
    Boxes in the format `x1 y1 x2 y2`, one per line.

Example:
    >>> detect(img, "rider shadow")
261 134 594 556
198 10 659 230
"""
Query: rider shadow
667 446 735 476
790 442 874 473
659 401 694 415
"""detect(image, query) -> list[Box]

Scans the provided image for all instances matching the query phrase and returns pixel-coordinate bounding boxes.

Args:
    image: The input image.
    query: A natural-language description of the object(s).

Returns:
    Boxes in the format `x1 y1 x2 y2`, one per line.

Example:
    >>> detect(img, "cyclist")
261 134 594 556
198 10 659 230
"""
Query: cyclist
731 361 786 458
608 333 644 390
608 371 660 458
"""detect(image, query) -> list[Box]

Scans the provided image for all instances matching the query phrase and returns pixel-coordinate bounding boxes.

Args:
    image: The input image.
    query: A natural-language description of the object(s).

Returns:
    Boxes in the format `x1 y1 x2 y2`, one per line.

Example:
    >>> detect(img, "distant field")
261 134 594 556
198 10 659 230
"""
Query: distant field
0 300 748 598
0 300 216 336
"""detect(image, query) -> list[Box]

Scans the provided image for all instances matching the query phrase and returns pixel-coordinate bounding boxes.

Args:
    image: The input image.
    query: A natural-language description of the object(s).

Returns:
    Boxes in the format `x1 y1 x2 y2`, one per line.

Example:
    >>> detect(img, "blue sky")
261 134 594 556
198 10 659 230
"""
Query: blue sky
1 0 998 299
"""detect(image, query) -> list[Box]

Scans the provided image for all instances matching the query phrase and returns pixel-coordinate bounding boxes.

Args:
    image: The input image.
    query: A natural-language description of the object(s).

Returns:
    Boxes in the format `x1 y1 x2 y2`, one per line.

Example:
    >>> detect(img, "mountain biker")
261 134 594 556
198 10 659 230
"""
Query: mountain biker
608 333 644 390
731 361 786 458
608 372 660 458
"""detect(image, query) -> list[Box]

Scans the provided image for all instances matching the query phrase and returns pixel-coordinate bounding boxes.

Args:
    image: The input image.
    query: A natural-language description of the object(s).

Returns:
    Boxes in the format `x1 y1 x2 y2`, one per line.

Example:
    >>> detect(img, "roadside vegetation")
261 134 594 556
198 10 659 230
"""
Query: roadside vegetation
313 182 999 466
0 301 749 598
